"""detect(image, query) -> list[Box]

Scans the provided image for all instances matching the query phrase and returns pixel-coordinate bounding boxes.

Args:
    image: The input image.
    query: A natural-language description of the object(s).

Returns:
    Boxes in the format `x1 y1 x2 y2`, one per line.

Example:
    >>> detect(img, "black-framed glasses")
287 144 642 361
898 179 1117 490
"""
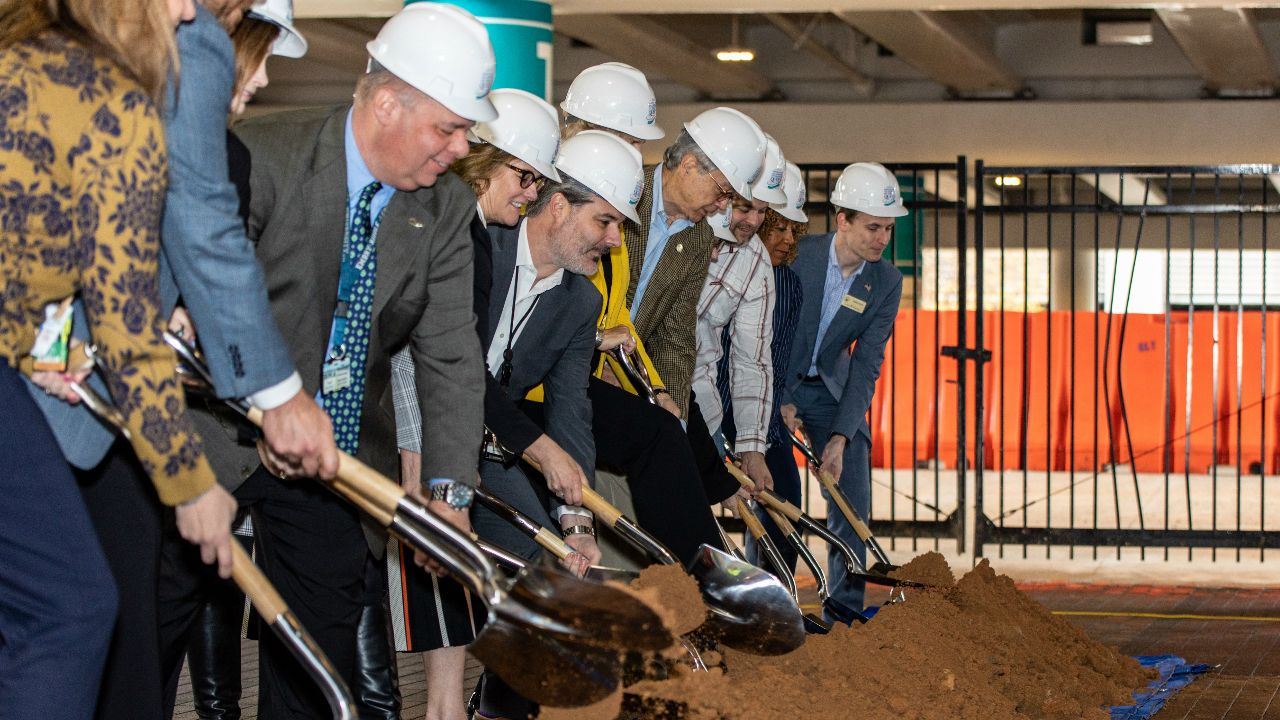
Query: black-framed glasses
506 164 546 190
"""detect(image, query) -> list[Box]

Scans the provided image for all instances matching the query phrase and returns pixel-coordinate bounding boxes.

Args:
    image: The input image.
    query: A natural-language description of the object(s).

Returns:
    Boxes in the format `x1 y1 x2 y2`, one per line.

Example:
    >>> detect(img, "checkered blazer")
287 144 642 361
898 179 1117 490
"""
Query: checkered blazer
624 165 717 414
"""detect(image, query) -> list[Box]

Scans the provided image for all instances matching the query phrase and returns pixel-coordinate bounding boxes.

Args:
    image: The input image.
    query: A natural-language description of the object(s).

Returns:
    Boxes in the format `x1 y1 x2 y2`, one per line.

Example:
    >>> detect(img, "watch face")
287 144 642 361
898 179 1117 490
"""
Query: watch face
447 483 474 509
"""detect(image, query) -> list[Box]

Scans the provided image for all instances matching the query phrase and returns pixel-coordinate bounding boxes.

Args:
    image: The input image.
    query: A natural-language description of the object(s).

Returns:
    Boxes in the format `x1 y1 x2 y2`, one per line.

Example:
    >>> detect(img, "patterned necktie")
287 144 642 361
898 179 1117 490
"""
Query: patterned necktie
329 180 382 454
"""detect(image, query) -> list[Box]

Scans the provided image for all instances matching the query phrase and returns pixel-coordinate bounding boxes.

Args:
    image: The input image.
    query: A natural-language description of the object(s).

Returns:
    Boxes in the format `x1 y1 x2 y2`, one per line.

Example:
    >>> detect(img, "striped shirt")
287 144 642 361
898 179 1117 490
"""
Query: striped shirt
719 263 803 447
691 236 775 453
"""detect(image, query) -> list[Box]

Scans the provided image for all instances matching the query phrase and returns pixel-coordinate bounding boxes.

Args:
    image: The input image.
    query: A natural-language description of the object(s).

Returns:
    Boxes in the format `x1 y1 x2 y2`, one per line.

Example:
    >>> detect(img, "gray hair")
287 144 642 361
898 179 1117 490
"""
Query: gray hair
662 129 716 172
354 60 421 108
526 175 599 217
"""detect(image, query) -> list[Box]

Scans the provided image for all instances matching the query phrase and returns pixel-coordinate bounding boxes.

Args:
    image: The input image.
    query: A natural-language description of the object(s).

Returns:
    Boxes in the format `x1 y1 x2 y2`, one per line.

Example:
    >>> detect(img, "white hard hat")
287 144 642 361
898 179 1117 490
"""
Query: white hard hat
553 130 645 224
365 3 497 122
683 107 767 201
750 134 787 205
561 62 664 141
247 0 307 59
830 162 908 218
707 208 734 242
469 89 562 183
773 162 808 223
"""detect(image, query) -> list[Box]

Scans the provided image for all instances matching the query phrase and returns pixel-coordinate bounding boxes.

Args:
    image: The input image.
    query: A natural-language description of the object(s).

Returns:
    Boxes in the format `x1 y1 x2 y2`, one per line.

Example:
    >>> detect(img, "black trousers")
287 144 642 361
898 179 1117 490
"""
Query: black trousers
522 379 730 566
160 466 368 719
76 441 166 720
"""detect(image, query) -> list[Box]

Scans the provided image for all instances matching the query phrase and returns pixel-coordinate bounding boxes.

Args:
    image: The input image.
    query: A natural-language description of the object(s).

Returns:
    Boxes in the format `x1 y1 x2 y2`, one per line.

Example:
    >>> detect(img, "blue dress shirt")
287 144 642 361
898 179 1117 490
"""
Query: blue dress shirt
632 167 693 312
808 240 865 375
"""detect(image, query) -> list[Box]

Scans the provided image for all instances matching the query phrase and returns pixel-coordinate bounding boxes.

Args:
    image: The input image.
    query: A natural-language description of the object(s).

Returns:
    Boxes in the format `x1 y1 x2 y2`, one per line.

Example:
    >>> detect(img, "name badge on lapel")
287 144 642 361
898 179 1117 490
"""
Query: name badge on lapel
322 354 352 394
842 294 867 314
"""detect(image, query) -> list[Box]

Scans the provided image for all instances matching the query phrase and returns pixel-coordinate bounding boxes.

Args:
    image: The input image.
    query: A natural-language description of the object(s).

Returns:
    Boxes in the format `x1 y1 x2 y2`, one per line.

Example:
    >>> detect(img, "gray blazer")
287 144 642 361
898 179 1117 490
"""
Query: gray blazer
782 233 903 441
483 222 599 480
191 105 484 501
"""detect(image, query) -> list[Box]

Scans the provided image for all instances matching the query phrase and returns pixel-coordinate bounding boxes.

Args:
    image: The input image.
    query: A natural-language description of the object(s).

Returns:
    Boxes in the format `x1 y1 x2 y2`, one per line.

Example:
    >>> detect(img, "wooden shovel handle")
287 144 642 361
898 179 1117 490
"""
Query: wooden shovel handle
736 498 769 541
726 460 806 523
534 527 575 560
230 540 285 623
762 505 798 536
816 468 873 542
517 452 624 528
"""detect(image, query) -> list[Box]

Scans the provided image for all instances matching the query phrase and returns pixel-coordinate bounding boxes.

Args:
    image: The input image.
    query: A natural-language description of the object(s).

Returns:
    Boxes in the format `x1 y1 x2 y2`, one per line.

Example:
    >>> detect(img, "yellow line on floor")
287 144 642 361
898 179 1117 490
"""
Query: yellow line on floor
1053 610 1280 622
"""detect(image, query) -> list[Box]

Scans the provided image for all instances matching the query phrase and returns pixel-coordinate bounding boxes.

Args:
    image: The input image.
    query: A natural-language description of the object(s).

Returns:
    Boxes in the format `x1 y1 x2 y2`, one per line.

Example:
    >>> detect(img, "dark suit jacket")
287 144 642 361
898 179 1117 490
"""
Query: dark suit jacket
482 222 599 478
622 165 716 414
192 105 484 499
782 233 903 441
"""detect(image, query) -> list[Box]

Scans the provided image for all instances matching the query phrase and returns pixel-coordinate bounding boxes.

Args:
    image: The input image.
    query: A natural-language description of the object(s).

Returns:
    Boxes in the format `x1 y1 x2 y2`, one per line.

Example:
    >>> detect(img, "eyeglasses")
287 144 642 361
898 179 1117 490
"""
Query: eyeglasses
506 164 546 190
707 171 734 202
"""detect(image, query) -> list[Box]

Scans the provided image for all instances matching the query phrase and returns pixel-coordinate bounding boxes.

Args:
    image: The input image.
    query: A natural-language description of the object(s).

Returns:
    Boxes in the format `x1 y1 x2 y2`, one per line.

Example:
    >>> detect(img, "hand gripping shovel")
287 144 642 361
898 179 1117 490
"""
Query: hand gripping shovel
790 433 898 574
64 373 358 719
162 334 672 707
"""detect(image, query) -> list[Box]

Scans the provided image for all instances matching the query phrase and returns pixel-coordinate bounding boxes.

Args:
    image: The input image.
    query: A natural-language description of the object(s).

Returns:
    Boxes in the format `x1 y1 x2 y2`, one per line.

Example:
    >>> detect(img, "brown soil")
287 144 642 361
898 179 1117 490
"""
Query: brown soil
619 563 708 637
889 550 956 587
539 689 623 720
551 555 1153 719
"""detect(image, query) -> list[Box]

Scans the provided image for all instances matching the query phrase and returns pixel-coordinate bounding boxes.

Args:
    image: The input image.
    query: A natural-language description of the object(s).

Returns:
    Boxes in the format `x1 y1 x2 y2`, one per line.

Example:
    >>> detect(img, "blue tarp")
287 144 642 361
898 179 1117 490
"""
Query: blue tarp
1109 655 1212 720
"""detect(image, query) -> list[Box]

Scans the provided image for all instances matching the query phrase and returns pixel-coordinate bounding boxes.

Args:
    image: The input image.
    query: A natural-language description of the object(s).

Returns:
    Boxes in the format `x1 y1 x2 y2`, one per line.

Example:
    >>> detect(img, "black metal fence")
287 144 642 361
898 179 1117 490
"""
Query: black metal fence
789 160 1279 563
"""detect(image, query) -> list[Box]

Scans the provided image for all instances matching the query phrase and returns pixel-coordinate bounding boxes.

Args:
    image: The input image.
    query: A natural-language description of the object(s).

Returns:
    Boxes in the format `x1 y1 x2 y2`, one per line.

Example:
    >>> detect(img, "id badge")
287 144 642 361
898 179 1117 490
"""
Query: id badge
322 356 352 394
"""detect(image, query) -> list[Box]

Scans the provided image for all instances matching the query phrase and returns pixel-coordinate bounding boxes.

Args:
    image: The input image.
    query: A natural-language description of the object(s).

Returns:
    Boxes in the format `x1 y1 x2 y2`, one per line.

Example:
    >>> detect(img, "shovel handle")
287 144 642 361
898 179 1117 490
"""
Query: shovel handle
579 485 624 527
762 505 798 536
736 498 769 541
815 468 874 543
229 540 286 622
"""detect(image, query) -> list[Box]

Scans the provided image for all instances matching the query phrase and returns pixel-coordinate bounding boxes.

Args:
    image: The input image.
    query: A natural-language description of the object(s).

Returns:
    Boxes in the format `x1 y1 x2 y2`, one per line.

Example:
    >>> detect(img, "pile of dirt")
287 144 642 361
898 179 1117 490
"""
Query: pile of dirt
546 555 1152 719
619 563 708 637
888 550 956 587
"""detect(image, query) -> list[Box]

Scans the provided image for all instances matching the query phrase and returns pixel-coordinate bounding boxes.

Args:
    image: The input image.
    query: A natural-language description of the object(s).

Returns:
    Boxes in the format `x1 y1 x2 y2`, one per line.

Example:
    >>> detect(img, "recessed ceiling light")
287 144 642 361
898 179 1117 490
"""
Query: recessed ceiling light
995 176 1023 187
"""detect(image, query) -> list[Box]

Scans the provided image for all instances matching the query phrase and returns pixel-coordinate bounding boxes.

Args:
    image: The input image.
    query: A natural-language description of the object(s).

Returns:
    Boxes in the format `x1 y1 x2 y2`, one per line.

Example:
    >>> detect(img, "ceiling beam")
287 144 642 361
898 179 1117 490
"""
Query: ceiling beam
555 14 776 100
548 1 1265 15
1155 8 1276 96
297 0 400 19
835 11 1023 97
762 13 874 97
1078 174 1169 206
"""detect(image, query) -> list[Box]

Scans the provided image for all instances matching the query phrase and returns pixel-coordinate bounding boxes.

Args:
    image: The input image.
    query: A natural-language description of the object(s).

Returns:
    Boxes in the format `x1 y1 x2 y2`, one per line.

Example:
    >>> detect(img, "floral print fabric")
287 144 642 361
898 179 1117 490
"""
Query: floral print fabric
0 34 215 505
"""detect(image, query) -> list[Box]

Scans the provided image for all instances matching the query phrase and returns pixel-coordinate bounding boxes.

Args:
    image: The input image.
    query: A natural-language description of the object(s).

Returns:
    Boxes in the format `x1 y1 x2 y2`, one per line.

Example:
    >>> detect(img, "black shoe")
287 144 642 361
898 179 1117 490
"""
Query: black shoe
188 593 244 720
473 669 537 720
354 594 401 719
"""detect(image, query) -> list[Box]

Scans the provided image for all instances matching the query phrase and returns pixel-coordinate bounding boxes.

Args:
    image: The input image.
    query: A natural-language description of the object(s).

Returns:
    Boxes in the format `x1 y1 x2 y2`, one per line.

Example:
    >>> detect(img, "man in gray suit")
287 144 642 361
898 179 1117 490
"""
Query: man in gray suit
167 6 493 716
781 162 906 622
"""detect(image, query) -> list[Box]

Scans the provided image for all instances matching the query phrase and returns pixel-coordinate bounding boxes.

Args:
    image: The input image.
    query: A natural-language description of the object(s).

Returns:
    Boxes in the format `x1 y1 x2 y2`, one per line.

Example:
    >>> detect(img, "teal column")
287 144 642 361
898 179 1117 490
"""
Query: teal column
409 0 554 101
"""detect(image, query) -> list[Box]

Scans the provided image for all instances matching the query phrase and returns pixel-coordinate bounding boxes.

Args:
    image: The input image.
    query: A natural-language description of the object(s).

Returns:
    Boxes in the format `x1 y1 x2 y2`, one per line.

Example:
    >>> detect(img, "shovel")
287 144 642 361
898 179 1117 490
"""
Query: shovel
64 374 358 720
163 334 672 707
736 498 832 635
790 433 898 574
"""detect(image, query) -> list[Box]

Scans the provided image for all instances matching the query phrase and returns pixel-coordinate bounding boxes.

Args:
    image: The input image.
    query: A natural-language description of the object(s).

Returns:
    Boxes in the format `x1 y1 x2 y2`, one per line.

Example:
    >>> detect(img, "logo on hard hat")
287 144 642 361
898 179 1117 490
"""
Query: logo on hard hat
796 185 806 209
747 165 761 186
629 180 643 206
476 67 495 99
883 185 897 206
646 98 657 125
767 167 783 190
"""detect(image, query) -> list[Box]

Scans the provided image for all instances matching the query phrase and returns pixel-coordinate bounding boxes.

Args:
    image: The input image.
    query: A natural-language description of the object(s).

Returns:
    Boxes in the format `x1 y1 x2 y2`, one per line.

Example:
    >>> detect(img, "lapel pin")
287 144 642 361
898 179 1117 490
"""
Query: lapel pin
864 283 872 292
408 217 424 228
676 243 684 253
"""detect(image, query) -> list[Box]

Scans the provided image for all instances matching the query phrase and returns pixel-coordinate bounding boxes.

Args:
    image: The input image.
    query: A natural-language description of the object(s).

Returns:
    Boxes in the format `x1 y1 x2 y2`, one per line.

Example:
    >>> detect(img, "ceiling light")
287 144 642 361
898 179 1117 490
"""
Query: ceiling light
715 15 755 63
994 176 1023 187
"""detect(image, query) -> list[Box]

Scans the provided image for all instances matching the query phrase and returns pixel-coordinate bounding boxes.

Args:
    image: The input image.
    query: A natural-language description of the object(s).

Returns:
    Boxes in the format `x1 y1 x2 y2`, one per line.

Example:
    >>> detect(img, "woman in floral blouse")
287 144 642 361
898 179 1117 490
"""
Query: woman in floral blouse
0 0 239 717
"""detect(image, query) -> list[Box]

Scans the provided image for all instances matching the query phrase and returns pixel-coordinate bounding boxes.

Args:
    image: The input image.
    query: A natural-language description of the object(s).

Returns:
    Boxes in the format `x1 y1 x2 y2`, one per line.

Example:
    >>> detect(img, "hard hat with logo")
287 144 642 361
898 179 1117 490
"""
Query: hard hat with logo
773 162 808 223
247 0 307 59
469 89 562 182
707 208 735 242
553 130 645 224
830 162 908 218
683 107 767 201
750 134 787 205
365 3 497 122
561 62 664 141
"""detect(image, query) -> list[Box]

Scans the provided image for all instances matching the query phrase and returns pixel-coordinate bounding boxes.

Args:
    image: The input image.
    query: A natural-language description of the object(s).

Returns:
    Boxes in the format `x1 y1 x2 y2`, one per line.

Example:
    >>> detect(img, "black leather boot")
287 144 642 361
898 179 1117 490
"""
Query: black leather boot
473 669 537 720
187 590 244 720
354 584 400 719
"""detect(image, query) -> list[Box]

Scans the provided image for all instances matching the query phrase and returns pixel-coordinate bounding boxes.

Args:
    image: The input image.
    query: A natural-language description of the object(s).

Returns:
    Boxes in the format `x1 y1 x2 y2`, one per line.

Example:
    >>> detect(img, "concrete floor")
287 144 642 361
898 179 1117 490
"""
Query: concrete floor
172 579 1280 719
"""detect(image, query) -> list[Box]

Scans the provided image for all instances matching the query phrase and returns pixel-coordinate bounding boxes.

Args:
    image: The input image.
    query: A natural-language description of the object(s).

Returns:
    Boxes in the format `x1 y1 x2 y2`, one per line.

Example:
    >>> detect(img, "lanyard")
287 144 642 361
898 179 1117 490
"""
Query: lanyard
327 211 381 362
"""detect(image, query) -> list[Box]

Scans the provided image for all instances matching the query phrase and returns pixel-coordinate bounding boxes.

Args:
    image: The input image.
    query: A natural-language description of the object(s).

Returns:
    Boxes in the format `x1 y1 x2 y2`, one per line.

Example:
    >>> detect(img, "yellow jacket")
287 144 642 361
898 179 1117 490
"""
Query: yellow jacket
527 231 664 401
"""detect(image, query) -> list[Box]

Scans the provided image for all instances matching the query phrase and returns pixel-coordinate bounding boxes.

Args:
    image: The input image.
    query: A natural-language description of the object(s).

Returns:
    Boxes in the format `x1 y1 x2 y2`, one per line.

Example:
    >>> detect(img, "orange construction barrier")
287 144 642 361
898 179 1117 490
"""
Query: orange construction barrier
983 310 1058 471
1223 311 1280 474
1167 311 1227 474
1109 314 1172 473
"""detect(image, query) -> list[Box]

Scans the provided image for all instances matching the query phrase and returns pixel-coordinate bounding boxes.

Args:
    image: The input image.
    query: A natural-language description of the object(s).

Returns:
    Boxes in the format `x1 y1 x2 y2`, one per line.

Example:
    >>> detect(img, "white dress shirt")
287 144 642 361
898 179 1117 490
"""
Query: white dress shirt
487 221 565 376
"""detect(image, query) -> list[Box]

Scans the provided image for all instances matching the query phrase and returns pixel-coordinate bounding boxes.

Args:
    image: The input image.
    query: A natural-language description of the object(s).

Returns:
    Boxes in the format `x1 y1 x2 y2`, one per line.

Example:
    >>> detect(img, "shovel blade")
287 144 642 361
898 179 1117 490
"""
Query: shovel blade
687 545 805 656
503 564 672 653
471 614 623 708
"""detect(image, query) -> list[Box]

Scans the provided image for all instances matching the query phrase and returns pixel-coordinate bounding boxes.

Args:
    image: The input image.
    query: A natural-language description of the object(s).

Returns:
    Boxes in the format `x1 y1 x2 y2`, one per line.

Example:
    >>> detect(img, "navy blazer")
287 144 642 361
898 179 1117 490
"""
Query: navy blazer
482 222 600 479
782 233 903 441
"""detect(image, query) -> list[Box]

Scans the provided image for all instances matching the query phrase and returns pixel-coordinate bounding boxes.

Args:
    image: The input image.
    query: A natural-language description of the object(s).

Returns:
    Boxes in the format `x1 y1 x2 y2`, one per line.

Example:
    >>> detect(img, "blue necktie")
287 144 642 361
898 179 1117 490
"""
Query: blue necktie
329 181 382 454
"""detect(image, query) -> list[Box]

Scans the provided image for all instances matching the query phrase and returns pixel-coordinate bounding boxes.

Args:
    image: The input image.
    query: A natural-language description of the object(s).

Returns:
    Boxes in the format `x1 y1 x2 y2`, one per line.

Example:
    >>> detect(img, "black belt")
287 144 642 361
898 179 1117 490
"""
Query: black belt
798 373 822 383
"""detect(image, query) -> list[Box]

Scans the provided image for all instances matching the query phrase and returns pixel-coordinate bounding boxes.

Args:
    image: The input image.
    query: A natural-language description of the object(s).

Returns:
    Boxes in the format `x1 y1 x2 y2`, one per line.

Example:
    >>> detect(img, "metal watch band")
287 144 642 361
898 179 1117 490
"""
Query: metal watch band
561 524 596 537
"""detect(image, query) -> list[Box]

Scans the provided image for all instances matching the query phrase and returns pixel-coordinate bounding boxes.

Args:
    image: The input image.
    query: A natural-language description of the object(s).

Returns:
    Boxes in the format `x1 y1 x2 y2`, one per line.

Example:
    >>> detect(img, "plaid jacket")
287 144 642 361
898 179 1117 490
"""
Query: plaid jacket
623 166 716 414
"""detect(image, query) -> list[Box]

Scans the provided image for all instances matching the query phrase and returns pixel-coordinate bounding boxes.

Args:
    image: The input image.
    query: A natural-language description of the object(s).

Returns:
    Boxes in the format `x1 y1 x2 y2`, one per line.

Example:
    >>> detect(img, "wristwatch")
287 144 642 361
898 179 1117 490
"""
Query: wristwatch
594 327 605 347
429 481 475 511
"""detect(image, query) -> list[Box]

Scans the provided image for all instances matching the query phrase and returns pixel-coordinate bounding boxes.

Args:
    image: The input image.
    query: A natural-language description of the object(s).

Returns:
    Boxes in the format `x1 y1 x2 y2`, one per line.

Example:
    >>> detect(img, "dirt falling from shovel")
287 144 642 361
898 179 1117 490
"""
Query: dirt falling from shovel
543 554 1153 720
613 563 708 637
888 550 956 587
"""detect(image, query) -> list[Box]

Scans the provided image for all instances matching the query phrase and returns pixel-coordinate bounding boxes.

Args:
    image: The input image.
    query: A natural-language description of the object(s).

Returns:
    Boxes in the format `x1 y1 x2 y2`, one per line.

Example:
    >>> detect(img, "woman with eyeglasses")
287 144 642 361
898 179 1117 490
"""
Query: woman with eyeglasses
385 87 566 720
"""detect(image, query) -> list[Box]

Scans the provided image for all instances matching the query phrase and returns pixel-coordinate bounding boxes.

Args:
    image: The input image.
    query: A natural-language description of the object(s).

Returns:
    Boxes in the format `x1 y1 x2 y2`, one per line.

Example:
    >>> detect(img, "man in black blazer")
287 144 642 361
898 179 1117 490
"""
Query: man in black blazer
166 6 494 716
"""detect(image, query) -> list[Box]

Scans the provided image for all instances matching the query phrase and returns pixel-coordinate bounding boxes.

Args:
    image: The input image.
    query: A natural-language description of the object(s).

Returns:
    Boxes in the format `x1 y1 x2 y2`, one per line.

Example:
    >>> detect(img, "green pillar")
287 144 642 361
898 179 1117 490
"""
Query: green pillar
410 1 554 101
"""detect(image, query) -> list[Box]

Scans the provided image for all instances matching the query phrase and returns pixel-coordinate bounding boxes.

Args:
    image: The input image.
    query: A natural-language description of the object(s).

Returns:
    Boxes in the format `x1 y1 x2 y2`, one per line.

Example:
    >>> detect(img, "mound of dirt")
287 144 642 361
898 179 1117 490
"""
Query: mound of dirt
888 550 956 587
544 555 1152 719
